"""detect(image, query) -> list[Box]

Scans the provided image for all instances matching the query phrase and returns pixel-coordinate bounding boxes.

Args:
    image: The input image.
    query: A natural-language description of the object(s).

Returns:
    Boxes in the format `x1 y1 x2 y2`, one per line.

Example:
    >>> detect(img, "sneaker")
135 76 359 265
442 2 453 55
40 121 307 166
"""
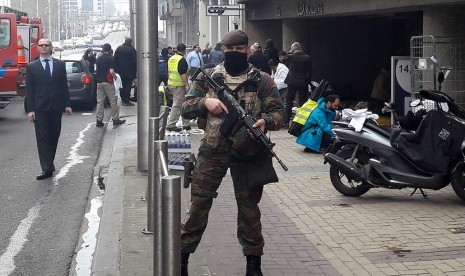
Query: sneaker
96 120 104 127
113 119 126 126
166 126 182 132
122 101 135 106
129 97 137 102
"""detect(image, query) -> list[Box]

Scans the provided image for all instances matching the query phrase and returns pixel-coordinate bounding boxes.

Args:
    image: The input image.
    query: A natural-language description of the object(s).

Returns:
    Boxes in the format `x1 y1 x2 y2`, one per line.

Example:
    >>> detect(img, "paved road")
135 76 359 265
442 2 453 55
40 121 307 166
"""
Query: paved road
102 106 465 275
0 98 104 275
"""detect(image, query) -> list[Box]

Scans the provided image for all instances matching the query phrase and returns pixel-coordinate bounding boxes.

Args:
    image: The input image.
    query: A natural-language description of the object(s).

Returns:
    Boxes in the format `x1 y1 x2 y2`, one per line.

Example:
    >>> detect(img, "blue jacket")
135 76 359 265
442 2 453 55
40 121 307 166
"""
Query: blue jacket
158 55 169 77
296 97 336 151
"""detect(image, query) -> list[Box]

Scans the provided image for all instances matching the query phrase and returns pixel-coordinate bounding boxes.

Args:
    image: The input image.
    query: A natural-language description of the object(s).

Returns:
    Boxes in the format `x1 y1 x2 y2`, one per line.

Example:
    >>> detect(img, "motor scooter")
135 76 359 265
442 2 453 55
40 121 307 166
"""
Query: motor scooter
323 89 465 202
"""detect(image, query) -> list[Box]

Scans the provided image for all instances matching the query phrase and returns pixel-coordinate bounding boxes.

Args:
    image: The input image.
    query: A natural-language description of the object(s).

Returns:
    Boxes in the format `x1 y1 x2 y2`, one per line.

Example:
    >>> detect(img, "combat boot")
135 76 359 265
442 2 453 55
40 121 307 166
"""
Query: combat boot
245 255 263 276
181 253 190 276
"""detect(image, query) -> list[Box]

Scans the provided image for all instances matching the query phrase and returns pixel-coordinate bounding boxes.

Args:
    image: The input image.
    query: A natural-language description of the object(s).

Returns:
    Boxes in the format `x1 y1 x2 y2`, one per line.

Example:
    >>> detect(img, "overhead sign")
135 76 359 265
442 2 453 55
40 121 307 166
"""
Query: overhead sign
206 5 241 16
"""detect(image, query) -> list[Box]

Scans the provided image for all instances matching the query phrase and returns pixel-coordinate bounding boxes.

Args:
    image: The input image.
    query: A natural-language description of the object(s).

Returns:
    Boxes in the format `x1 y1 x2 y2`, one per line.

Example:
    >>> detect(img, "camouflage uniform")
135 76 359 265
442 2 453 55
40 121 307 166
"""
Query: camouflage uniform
180 63 285 256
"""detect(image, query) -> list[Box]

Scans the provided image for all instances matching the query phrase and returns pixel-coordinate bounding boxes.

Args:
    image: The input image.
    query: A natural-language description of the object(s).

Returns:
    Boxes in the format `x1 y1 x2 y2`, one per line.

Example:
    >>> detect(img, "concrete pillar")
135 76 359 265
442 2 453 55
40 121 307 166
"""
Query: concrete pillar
423 5 465 37
218 0 229 42
282 18 308 52
199 0 210 48
209 0 218 46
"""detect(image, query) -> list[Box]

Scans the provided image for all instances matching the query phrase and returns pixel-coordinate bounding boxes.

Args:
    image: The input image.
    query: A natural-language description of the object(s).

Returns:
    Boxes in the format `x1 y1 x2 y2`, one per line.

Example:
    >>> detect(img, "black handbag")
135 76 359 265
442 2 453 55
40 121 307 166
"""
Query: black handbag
246 153 279 187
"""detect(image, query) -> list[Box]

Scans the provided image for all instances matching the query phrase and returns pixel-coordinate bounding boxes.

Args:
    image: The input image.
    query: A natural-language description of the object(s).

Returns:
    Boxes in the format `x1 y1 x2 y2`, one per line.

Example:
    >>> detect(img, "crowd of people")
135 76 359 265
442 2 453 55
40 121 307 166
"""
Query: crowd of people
25 32 342 276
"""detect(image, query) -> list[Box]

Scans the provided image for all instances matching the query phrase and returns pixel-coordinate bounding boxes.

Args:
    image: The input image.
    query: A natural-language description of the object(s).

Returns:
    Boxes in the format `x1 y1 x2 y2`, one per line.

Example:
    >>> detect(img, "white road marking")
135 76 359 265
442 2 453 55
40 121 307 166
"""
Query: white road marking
75 196 103 276
0 123 92 275
0 205 41 275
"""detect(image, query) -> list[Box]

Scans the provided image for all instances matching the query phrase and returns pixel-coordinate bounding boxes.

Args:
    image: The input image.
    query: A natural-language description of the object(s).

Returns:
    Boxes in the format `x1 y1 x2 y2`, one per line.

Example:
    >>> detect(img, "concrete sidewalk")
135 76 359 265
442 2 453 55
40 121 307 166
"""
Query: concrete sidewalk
92 105 465 276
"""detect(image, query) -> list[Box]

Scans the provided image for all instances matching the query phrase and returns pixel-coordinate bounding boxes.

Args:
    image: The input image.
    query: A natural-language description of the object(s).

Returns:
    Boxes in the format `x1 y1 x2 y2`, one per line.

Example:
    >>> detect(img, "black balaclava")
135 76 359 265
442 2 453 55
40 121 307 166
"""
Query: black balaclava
223 51 248 76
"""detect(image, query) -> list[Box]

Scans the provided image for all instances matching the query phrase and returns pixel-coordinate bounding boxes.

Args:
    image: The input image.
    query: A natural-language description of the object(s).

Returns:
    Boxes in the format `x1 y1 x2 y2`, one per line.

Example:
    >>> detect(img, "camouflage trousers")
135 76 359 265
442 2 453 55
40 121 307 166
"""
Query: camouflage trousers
181 143 265 256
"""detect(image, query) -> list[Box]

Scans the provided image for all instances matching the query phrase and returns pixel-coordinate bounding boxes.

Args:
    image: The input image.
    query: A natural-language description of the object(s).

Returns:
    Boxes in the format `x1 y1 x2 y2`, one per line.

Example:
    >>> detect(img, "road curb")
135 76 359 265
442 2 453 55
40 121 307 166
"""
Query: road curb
91 124 124 276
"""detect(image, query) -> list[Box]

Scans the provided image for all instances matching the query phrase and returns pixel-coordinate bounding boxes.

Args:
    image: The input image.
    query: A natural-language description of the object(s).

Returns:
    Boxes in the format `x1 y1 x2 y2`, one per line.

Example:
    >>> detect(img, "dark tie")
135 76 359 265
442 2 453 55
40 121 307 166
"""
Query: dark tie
44 59 51 77
196 52 202 65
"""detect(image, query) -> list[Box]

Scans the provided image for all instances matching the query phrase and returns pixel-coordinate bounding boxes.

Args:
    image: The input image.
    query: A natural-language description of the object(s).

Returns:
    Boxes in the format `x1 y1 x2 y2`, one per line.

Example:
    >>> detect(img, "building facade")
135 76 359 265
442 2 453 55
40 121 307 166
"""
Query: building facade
161 0 465 103
160 0 199 48
238 0 465 102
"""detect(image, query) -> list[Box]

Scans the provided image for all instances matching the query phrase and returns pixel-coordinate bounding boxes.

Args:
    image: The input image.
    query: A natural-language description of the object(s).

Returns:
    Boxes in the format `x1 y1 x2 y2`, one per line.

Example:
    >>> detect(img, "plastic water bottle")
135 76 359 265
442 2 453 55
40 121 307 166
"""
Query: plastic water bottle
175 133 181 148
181 133 188 149
166 133 173 148
185 134 191 149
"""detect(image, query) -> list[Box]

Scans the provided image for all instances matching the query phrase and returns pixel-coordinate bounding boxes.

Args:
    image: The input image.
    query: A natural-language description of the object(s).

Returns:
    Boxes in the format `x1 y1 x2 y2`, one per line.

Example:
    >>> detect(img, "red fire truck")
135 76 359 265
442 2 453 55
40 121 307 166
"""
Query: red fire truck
0 6 43 108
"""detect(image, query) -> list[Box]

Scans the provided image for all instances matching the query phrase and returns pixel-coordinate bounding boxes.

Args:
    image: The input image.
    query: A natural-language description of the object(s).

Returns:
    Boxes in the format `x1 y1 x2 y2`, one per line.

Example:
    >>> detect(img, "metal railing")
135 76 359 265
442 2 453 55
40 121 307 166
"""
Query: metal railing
147 106 181 276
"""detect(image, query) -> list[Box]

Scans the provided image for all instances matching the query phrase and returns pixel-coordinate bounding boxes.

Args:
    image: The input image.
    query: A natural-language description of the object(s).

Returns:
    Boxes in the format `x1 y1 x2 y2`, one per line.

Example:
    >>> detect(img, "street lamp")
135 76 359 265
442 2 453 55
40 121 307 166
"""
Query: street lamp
44 1 52 40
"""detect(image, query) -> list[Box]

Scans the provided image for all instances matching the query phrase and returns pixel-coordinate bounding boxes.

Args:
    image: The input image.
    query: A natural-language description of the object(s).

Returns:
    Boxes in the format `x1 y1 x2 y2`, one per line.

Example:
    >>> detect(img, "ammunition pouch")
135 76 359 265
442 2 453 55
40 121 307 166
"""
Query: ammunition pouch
183 153 197 188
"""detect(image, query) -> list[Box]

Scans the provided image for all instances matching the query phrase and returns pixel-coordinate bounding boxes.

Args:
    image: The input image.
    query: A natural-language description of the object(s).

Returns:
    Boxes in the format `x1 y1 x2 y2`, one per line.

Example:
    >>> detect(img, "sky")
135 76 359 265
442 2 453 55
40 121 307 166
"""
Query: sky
113 0 163 31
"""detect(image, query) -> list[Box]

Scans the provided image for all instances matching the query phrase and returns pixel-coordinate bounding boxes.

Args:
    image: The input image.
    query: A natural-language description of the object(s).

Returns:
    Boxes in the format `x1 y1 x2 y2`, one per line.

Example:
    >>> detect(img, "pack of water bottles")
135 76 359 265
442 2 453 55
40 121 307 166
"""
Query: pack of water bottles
166 131 191 149
166 131 192 170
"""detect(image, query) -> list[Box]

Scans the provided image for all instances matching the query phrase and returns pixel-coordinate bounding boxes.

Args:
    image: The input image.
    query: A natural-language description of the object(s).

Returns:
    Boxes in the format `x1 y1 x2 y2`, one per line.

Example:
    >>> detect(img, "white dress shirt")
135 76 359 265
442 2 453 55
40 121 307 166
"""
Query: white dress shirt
186 50 203 68
40 56 54 76
272 63 289 90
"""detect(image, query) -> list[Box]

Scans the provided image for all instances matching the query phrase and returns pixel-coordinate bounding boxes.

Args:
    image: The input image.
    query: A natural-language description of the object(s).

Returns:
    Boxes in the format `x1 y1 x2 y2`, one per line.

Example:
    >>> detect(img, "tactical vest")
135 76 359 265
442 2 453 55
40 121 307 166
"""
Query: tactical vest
204 64 264 158
167 54 185 87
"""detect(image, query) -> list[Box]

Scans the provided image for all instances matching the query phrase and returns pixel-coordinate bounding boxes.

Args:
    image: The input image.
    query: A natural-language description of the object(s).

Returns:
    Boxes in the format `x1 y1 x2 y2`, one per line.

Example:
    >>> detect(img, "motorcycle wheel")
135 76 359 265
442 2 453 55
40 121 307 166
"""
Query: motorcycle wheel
451 164 465 202
329 147 371 197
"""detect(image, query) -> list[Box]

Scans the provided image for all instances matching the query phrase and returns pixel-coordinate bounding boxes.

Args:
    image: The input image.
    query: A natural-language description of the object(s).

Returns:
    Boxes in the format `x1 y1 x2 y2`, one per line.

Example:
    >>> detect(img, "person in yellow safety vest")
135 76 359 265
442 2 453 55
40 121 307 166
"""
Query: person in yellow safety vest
158 85 173 107
166 43 191 132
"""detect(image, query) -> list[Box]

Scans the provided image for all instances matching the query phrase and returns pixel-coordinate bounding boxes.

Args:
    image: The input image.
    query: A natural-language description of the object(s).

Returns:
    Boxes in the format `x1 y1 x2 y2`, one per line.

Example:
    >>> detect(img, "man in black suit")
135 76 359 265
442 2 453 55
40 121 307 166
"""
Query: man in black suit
26 38 72 180
114 37 137 106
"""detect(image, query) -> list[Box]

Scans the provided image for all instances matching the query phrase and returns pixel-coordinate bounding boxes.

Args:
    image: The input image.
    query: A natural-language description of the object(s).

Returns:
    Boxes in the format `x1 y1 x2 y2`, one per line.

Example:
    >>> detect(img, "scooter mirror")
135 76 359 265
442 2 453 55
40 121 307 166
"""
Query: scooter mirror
384 102 395 109
438 71 445 85
410 99 421 107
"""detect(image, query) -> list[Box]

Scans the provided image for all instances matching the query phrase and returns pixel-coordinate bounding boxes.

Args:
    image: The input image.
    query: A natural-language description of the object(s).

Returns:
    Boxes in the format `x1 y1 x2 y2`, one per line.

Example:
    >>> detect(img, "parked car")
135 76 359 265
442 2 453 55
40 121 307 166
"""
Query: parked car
84 35 93 44
60 54 97 110
62 39 74 49
75 38 86 48
52 41 63 51
21 55 97 112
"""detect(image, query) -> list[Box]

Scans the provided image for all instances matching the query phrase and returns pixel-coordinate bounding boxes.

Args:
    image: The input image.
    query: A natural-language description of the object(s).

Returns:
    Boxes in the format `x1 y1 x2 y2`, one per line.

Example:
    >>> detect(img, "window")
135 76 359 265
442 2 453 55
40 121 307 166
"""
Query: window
65 61 83 74
30 27 39 45
0 19 11 48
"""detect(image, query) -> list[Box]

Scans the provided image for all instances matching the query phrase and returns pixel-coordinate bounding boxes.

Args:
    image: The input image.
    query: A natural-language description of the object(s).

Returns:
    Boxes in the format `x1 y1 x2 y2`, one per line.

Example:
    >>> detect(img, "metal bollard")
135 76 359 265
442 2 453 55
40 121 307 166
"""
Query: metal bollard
145 117 158 234
161 175 181 276
153 140 168 276
158 106 169 140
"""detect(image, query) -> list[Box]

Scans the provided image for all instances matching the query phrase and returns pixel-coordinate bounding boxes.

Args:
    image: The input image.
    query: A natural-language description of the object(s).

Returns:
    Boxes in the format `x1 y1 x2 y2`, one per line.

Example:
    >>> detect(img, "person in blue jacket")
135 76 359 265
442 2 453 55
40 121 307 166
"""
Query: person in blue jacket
297 95 340 152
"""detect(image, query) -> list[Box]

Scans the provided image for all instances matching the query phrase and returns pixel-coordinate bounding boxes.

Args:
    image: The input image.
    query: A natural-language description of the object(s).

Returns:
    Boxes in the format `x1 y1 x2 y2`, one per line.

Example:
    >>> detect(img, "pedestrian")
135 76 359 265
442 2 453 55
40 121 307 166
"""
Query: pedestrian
166 43 191 132
369 63 391 115
282 41 313 127
114 37 137 106
167 46 173 57
95 43 126 128
268 58 289 104
296 95 340 153
26 38 73 180
186 44 203 77
201 42 212 65
209 42 224 65
83 48 96 73
180 29 285 276
263 39 279 62
158 47 169 87
248 42 271 75
278 50 287 63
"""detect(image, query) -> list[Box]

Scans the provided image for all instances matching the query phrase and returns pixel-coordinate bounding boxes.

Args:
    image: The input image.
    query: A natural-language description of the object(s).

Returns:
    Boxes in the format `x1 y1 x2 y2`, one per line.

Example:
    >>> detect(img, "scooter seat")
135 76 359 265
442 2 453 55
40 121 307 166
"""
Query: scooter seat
364 120 393 137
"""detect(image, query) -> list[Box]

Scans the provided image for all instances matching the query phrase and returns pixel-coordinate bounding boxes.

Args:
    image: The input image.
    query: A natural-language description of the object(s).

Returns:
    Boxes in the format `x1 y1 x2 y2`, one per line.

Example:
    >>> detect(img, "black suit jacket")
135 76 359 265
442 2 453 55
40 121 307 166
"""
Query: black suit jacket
26 58 70 112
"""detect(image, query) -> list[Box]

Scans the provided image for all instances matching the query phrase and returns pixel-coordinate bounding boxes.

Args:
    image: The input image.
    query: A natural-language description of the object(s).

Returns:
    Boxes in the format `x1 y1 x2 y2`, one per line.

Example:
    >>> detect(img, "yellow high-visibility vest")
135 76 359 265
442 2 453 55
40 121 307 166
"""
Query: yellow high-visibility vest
159 85 168 106
293 99 318 125
167 54 185 87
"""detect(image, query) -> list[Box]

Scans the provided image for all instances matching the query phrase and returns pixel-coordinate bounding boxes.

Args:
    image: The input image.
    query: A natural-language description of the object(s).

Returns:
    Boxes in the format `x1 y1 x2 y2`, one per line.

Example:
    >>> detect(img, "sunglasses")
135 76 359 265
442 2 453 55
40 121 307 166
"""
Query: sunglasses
38 44 51 47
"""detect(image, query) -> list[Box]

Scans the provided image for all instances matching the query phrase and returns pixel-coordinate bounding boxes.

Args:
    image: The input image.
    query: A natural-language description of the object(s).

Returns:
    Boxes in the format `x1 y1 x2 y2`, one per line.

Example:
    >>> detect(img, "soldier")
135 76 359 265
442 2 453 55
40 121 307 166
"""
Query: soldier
180 30 285 276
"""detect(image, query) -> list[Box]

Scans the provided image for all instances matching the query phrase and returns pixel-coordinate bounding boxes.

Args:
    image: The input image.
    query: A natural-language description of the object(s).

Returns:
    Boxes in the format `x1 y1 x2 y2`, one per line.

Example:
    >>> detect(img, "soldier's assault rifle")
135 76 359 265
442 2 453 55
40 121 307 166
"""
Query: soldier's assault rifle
191 67 288 171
